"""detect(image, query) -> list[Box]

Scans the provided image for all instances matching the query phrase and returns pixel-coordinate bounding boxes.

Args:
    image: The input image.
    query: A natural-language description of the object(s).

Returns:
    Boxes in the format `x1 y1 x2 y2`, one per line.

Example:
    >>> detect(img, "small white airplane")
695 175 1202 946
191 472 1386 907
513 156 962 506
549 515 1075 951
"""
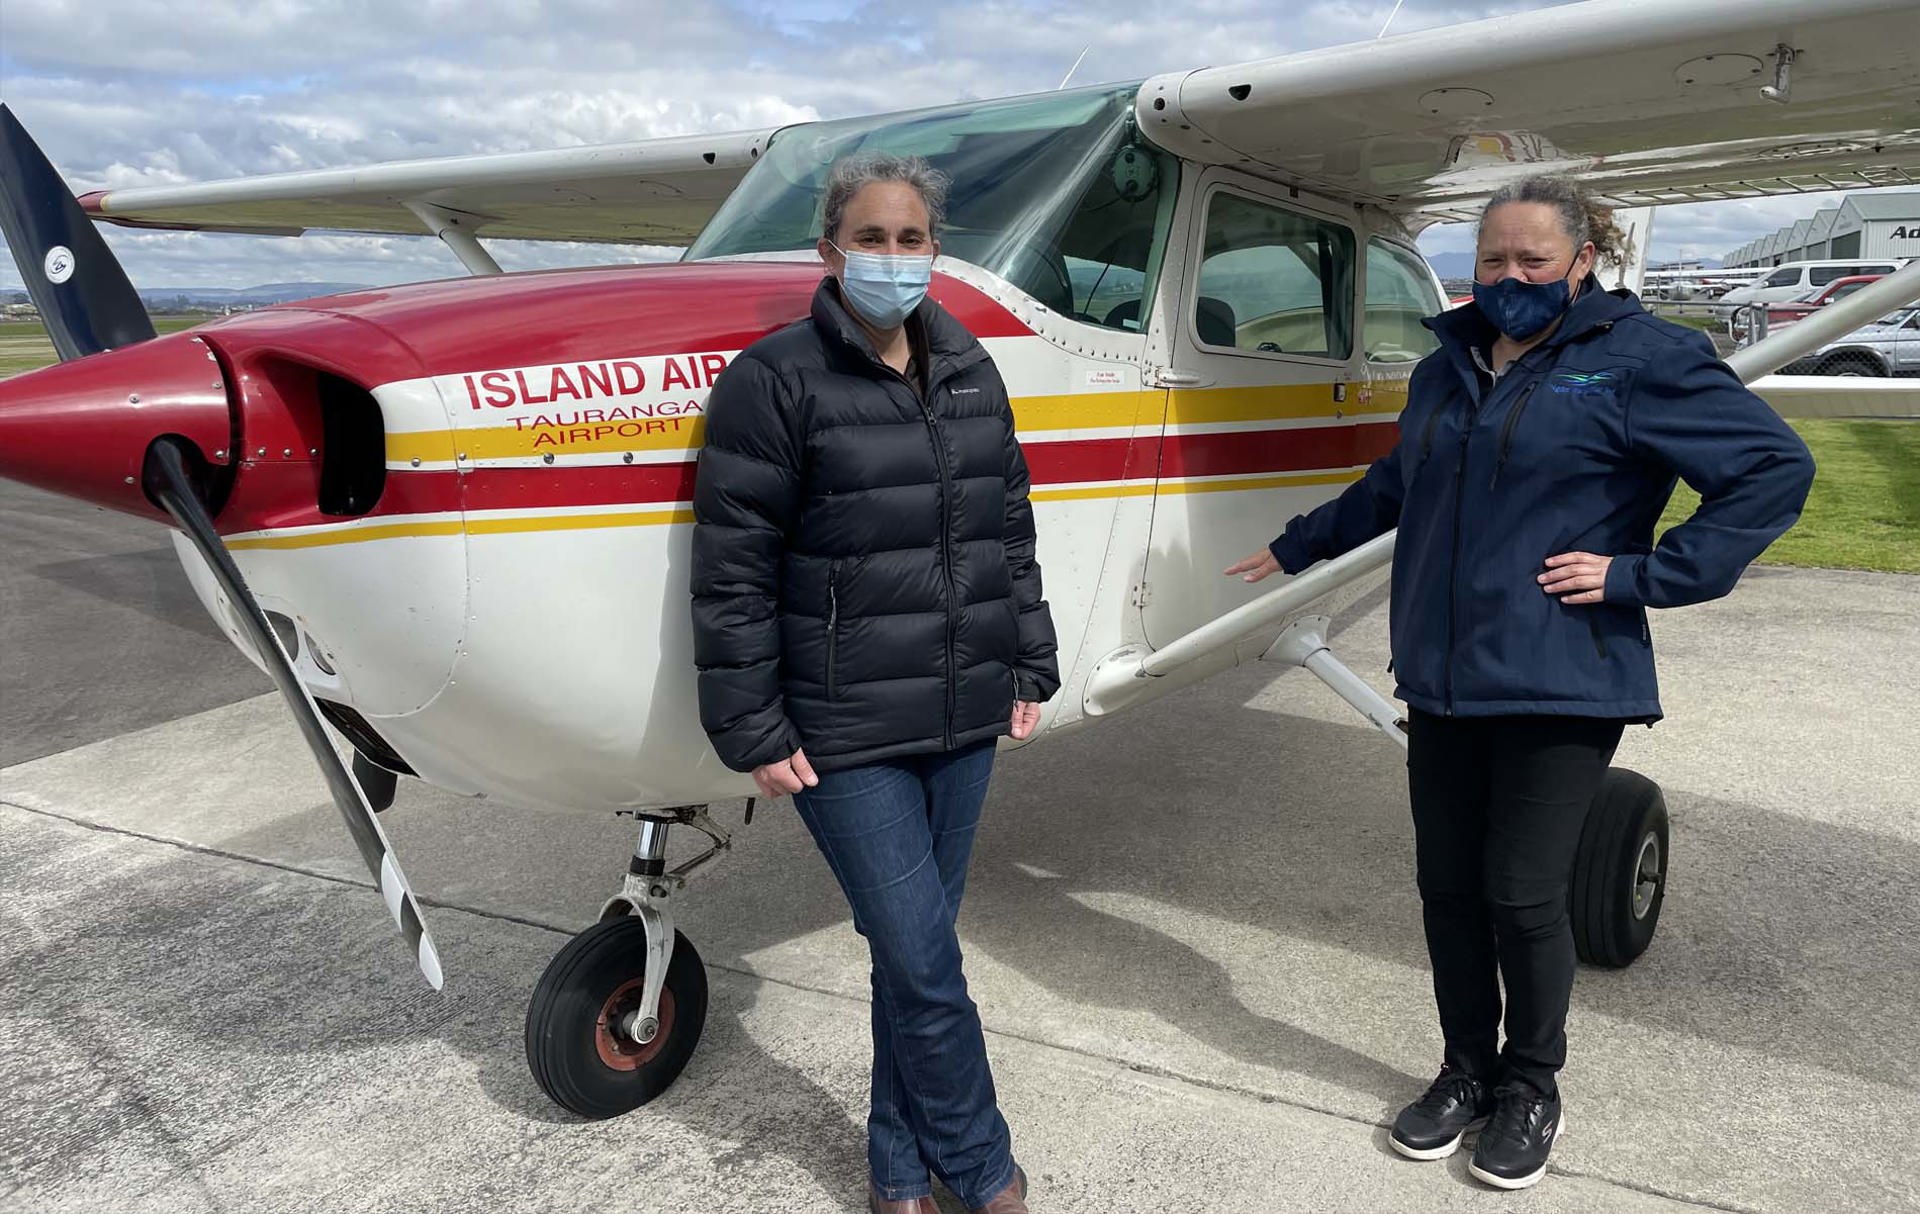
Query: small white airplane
2 0 1918 1120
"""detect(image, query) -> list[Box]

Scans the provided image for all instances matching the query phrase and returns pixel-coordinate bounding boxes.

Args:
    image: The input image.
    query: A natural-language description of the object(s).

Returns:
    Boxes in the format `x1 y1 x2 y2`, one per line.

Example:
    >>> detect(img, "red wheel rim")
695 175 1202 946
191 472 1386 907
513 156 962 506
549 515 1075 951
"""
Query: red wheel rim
594 978 677 1070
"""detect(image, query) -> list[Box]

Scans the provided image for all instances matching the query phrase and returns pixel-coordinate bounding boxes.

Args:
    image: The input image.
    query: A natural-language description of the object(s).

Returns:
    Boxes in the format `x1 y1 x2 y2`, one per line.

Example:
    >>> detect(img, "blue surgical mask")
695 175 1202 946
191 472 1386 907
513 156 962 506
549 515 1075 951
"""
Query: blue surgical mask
1472 274 1573 341
831 243 933 329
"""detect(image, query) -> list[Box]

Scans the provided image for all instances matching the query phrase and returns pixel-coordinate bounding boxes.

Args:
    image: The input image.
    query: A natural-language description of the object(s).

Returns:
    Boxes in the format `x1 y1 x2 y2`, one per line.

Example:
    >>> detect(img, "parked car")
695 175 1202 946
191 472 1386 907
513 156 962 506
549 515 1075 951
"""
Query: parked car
1718 259 1907 312
1760 307 1920 376
1756 274 1885 332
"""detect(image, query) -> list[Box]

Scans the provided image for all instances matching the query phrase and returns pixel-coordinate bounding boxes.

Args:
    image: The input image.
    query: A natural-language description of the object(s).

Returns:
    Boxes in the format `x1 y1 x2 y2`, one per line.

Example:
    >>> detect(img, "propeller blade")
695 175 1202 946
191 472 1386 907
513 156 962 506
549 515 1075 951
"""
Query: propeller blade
0 103 156 362
142 437 444 990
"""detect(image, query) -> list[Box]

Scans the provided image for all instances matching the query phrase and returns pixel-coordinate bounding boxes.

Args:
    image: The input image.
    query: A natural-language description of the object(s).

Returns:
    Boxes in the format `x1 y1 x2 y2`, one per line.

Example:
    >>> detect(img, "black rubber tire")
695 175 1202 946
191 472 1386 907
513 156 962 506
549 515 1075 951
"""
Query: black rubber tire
1819 353 1886 377
525 918 708 1118
1571 768 1669 968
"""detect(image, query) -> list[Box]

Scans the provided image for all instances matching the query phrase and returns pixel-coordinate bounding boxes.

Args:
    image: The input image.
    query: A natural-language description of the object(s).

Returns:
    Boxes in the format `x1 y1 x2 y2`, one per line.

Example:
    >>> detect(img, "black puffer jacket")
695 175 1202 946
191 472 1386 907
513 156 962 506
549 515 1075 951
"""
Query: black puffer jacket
691 278 1060 774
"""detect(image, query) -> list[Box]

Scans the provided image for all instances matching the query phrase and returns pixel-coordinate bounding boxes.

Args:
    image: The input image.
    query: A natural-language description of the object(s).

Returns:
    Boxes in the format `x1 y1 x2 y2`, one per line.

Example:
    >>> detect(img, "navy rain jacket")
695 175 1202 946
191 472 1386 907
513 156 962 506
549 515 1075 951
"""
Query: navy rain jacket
1270 275 1815 721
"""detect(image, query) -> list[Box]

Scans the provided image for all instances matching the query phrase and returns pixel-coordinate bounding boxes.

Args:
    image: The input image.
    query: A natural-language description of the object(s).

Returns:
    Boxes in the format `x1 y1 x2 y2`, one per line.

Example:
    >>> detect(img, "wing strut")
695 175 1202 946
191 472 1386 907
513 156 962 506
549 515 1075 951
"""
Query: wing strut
404 200 503 276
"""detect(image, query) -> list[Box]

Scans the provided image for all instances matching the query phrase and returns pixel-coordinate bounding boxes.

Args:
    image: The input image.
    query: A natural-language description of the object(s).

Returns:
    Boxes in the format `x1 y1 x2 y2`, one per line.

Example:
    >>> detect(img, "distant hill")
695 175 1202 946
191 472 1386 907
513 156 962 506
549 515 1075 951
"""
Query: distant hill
134 282 370 308
1426 251 1474 279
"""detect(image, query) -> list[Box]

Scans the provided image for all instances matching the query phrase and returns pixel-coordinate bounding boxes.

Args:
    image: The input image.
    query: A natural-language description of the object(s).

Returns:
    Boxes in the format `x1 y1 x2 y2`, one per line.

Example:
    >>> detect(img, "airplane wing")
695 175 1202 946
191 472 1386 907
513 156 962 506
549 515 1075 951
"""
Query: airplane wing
70 0 1920 248
77 127 779 245
1137 0 1920 226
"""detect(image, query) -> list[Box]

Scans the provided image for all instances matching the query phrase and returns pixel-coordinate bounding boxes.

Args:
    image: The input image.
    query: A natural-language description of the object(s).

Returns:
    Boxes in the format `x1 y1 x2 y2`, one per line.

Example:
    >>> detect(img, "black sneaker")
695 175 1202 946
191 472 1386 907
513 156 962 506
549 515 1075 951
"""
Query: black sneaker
1389 1066 1494 1160
1468 1085 1564 1190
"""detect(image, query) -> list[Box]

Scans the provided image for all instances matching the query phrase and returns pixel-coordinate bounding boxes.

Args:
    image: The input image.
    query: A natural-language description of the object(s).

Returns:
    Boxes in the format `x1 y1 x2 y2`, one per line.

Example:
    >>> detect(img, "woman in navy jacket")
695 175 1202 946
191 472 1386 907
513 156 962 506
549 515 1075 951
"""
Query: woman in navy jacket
1228 175 1814 1191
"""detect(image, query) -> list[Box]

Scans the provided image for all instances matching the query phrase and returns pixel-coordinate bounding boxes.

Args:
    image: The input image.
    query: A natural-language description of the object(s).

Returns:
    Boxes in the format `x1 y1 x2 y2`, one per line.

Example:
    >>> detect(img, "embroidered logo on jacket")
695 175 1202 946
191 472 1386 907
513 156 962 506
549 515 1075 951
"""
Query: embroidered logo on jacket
1547 369 1621 396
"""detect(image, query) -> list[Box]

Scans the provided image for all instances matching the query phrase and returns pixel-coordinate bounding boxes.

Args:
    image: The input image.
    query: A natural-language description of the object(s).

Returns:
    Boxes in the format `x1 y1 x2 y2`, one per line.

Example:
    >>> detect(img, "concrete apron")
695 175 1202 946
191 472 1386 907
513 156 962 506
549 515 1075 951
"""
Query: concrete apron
3 565 1916 1213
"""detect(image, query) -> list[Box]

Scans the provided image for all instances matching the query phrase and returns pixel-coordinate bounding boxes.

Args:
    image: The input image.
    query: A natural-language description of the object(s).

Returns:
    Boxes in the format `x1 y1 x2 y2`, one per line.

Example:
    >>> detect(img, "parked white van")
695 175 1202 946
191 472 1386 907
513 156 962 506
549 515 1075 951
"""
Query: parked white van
1719 258 1908 310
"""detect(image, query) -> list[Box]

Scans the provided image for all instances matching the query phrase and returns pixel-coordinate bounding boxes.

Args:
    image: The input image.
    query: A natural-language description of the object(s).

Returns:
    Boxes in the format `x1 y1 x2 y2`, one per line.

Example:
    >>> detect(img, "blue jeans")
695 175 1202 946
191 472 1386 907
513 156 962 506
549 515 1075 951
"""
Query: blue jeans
793 740 1016 1207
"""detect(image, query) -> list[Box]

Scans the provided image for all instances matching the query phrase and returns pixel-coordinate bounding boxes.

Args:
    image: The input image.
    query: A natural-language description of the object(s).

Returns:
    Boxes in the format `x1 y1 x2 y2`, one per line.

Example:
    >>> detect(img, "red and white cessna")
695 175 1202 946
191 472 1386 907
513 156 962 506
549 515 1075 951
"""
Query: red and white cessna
3 0 1918 1118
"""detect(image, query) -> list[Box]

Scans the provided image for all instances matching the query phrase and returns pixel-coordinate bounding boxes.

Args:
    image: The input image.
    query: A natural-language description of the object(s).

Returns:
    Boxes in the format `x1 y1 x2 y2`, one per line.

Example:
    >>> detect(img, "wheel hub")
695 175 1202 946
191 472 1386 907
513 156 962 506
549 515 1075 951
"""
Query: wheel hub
1631 832 1663 920
595 978 677 1070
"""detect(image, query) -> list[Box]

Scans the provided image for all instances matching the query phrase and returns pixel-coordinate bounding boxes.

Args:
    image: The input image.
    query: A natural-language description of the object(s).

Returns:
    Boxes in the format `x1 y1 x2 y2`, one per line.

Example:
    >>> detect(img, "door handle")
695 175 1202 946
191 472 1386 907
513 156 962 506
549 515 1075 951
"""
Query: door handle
1151 369 1212 388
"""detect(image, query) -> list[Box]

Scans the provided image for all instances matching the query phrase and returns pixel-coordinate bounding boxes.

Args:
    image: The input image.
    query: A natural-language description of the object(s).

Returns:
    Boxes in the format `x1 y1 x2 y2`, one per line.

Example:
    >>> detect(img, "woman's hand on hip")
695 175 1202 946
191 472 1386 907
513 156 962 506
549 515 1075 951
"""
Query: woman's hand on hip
752 748 819 799
1010 700 1041 741
1540 551 1614 605
1225 550 1281 583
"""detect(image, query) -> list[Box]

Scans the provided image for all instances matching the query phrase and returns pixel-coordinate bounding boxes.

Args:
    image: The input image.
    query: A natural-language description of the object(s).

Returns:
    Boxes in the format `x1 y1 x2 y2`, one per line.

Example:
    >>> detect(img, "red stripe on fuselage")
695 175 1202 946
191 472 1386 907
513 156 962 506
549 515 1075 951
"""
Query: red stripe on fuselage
222 422 1399 534
1019 421 1398 485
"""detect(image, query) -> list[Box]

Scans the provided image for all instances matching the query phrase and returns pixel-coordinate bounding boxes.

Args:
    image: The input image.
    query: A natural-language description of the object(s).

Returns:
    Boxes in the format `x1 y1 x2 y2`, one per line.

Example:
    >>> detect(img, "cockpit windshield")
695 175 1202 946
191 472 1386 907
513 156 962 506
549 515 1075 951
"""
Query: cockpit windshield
686 84 1179 333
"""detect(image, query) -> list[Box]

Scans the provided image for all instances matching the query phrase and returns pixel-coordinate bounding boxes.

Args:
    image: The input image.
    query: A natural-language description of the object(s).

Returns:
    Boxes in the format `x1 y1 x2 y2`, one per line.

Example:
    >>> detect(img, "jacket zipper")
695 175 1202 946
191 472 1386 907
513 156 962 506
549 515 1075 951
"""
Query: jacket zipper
826 559 841 700
1444 417 1471 715
1489 381 1540 489
921 400 959 748
859 325 981 748
1444 357 1530 713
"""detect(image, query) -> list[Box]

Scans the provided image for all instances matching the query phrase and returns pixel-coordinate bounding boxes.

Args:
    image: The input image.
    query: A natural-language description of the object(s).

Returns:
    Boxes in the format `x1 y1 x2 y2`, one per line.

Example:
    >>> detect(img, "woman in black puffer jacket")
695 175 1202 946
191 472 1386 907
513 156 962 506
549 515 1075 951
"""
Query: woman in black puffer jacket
690 152 1056 1214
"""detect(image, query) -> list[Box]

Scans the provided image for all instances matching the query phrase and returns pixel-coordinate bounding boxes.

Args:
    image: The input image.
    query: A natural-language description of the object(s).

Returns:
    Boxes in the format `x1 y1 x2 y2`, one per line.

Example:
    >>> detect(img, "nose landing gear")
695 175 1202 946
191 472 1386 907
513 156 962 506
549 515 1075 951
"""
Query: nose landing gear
524 805 735 1118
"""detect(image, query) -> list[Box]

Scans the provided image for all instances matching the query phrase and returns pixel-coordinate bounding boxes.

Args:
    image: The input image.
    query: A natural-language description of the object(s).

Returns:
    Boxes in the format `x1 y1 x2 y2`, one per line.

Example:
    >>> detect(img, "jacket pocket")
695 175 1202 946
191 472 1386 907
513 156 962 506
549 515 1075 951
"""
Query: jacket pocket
1411 407 1444 479
826 559 841 700
1588 613 1610 660
1489 381 1540 489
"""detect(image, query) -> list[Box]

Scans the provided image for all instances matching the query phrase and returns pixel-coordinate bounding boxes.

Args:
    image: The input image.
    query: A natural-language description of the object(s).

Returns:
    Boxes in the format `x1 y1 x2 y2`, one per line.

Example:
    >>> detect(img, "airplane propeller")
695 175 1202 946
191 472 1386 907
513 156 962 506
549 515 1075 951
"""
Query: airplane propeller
0 106 444 989
0 104 156 361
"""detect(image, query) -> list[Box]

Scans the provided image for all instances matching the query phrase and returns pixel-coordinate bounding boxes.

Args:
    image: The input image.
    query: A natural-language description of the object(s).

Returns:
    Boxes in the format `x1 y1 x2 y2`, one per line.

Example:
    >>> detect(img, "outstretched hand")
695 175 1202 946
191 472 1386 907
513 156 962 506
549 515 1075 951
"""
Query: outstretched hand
752 748 819 800
1540 551 1614 605
1225 550 1281 584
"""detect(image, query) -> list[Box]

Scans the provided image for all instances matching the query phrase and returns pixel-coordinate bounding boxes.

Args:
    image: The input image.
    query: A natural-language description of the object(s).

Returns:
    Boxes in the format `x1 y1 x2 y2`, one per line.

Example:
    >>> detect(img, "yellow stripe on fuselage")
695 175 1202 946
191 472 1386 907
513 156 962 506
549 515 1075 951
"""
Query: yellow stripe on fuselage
380 382 1402 465
223 509 697 551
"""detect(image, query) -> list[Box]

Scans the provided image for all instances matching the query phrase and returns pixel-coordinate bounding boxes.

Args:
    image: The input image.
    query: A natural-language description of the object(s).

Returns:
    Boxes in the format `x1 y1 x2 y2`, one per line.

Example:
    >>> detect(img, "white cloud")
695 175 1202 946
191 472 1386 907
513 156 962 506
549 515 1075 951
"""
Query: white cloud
3 0 1900 291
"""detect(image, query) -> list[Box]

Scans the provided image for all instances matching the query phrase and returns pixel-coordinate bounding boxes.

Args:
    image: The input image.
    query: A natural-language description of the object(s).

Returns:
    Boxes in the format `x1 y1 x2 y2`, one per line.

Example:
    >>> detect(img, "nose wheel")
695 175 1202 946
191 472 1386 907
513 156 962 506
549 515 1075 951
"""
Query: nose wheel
525 917 709 1118
525 806 736 1118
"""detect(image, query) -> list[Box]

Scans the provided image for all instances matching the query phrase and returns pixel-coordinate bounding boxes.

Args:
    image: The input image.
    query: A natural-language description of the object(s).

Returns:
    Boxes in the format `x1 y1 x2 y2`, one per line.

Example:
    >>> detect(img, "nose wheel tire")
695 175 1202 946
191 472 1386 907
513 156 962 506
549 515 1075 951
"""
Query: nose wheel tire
1571 767 1669 968
525 917 708 1118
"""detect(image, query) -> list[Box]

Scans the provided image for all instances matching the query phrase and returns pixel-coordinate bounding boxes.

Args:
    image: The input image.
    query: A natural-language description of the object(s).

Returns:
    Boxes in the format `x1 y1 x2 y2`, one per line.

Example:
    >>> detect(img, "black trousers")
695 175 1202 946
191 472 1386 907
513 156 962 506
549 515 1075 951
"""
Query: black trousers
1405 710 1625 1099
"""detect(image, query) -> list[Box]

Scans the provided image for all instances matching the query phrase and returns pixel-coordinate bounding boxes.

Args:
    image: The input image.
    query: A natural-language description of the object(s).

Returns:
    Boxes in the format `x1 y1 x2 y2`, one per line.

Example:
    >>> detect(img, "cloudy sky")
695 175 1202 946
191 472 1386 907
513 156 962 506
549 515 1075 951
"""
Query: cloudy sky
0 0 1880 289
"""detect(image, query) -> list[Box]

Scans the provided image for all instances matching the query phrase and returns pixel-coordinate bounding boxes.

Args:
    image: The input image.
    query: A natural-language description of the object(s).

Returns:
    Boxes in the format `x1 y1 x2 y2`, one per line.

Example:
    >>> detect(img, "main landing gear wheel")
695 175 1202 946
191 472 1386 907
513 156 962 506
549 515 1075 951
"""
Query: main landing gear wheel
525 918 708 1118
1571 768 1669 968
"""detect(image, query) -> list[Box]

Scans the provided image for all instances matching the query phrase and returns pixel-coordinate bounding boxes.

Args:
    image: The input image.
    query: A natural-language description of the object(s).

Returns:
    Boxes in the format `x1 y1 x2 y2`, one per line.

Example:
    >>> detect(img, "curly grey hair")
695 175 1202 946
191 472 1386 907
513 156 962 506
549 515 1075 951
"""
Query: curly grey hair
1480 175 1629 266
821 153 951 241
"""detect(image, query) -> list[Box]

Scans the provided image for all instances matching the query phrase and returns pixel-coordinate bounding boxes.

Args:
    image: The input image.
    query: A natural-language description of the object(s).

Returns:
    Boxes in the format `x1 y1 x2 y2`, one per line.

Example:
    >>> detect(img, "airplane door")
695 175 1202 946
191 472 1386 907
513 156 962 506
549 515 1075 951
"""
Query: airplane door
1137 170 1393 649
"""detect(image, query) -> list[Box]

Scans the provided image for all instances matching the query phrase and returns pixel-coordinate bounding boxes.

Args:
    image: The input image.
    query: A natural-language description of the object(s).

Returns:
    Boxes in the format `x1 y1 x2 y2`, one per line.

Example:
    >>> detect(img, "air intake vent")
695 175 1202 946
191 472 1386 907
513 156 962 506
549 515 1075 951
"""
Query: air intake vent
317 372 385 516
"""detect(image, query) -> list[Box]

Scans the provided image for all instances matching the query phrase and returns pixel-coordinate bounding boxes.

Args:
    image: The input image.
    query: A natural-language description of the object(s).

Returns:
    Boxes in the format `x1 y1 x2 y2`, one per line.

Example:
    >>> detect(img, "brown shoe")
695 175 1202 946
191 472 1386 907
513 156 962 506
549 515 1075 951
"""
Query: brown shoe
867 1184 940 1214
969 1165 1029 1214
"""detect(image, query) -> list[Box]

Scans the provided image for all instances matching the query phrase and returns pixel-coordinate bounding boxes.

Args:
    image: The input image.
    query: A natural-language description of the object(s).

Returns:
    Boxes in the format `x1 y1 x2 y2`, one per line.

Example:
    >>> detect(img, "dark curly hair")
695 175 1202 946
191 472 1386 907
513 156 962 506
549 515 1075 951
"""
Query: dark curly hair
1481 175 1631 267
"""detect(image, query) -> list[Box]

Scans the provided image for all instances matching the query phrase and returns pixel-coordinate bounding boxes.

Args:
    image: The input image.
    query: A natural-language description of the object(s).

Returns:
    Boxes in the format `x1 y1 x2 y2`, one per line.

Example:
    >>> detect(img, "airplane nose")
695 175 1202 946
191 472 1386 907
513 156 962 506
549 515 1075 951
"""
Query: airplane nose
0 329 234 520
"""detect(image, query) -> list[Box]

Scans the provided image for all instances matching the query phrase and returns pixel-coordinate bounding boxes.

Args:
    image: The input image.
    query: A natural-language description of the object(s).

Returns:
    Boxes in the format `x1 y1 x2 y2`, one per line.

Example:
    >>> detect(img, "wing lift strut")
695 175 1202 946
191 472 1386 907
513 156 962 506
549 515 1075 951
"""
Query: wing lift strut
404 200 503 276
1096 257 1920 750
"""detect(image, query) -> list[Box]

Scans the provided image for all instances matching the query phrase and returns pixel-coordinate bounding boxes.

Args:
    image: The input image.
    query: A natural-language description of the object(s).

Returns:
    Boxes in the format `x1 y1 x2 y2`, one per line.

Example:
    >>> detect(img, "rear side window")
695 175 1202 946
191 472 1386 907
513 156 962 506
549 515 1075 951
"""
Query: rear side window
1363 239 1442 363
1765 268 1801 287
1194 190 1355 360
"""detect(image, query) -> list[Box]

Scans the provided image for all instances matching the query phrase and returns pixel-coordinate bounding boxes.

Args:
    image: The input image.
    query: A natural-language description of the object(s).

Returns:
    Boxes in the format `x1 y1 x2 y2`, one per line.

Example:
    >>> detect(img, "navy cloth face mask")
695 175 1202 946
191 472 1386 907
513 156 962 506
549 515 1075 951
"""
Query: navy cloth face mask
1472 275 1572 341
